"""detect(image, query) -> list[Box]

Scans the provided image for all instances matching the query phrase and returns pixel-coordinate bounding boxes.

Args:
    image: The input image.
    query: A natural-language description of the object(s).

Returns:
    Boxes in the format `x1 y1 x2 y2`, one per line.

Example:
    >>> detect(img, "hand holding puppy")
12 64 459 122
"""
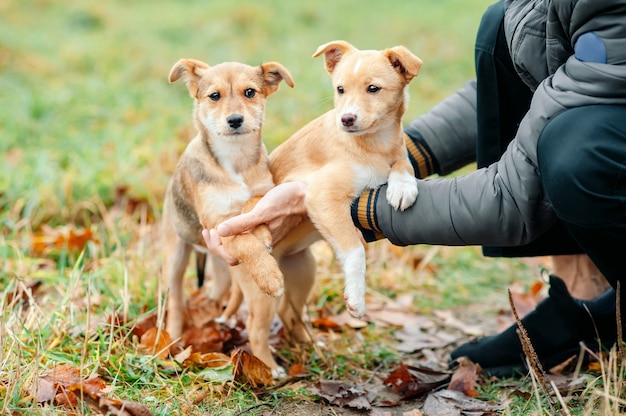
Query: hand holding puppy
203 181 309 265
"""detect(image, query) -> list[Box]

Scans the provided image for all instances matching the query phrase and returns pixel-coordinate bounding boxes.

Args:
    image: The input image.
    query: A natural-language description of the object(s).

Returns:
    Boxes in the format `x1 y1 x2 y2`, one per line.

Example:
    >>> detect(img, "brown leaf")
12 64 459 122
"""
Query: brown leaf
423 389 504 415
81 396 154 416
383 364 450 399
509 280 544 318
5 280 43 305
68 376 107 398
130 312 158 339
33 364 82 403
114 184 154 221
32 363 153 414
139 327 172 359
448 357 481 397
311 317 343 332
181 325 225 354
186 289 223 328
31 225 98 256
183 351 231 368
287 364 309 378
231 348 273 387
310 380 371 410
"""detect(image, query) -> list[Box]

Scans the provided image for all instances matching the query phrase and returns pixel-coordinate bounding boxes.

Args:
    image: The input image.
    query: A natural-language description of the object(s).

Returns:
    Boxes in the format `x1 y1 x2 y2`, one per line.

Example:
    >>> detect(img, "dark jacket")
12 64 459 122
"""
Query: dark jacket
361 0 626 247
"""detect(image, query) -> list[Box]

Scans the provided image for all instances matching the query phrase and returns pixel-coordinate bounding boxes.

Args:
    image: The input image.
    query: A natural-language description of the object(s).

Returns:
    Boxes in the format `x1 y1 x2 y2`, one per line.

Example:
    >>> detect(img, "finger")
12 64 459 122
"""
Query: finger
202 229 240 266
216 212 258 237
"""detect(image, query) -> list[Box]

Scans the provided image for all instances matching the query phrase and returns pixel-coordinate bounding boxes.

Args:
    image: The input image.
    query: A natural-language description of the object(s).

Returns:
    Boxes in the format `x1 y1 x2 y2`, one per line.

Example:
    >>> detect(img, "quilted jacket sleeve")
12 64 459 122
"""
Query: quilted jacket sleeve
354 0 626 247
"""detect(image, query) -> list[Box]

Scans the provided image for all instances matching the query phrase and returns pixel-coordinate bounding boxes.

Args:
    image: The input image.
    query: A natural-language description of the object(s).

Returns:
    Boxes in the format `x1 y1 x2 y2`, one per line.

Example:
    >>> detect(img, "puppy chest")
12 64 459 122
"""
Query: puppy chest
201 185 251 217
351 163 390 191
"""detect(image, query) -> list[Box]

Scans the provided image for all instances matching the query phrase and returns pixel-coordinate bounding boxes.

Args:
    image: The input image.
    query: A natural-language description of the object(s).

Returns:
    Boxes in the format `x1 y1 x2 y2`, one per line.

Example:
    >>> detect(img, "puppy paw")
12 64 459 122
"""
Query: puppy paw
272 366 287 379
386 173 418 211
255 270 285 297
250 258 285 297
344 293 366 318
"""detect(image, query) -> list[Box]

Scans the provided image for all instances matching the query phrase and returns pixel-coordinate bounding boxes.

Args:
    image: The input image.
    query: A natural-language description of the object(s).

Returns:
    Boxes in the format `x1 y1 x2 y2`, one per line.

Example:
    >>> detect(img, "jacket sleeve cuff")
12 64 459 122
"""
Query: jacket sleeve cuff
351 187 385 242
404 131 438 178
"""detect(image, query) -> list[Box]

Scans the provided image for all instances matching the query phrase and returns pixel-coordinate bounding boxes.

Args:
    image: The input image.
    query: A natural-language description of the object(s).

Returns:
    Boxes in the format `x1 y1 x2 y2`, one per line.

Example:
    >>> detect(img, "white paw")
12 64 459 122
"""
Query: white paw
339 247 367 318
344 293 366 318
272 366 286 379
214 315 237 328
386 171 418 211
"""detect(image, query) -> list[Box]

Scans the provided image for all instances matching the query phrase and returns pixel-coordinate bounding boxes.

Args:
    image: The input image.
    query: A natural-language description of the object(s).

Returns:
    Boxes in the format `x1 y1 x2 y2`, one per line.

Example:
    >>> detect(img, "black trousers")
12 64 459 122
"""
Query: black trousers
538 105 626 291
475 1 584 257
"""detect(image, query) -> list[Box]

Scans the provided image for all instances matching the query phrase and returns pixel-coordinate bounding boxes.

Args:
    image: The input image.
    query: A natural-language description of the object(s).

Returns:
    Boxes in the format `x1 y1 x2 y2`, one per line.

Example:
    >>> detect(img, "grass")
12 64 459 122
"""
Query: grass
1 0 625 415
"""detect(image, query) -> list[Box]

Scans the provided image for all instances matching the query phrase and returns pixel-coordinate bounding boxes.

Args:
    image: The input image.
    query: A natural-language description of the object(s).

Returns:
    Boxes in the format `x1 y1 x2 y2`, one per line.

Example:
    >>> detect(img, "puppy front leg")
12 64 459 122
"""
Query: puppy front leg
306 180 367 318
386 158 418 211
163 237 193 339
230 266 283 377
222 231 284 297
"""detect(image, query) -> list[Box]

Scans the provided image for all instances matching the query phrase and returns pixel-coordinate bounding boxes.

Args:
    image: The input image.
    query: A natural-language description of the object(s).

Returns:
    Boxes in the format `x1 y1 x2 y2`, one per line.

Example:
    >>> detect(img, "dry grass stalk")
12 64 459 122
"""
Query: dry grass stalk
507 289 558 411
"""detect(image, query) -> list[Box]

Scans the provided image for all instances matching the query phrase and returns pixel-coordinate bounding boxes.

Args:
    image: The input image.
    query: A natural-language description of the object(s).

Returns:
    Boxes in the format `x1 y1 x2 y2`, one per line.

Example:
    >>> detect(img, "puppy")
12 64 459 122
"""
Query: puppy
161 59 294 351
222 40 422 375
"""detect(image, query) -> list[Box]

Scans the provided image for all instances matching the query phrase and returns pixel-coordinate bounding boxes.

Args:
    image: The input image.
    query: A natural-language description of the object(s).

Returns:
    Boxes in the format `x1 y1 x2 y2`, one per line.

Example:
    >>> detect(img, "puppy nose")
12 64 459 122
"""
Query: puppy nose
341 113 356 127
227 114 244 129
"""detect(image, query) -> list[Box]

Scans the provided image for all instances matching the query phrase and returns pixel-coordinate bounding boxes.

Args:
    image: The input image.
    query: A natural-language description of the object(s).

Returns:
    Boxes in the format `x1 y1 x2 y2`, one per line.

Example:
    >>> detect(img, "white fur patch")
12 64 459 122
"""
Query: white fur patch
202 184 250 216
352 164 389 193
336 246 366 318
352 57 362 75
386 170 418 211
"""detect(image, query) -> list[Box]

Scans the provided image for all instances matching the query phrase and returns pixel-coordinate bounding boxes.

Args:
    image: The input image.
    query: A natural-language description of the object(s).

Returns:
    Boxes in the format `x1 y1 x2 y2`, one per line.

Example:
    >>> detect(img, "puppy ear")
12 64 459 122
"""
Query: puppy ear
259 62 295 96
383 46 423 83
168 58 210 97
312 40 356 74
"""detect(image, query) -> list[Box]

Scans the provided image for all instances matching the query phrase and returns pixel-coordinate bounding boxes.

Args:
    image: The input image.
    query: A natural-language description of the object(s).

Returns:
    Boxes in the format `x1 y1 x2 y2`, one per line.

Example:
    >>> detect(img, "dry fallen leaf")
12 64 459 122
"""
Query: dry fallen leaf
509 280 545 318
423 389 504 415
311 317 343 332
448 357 481 398
310 380 371 410
231 348 273 387
383 364 450 400
181 325 225 354
32 364 82 404
31 225 98 256
287 364 309 378
139 327 172 359
186 289 223 328
5 280 43 305
130 312 159 339
32 364 153 415
183 351 231 369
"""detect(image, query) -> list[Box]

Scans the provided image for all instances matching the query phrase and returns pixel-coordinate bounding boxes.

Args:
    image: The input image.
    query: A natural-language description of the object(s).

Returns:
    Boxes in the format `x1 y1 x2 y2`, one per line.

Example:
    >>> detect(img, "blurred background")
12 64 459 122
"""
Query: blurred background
0 0 492 227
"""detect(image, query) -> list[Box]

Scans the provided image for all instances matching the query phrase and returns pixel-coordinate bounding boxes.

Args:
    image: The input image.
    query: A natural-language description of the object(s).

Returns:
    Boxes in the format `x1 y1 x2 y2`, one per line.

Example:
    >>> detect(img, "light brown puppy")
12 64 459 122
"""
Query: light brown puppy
161 59 294 357
222 40 423 376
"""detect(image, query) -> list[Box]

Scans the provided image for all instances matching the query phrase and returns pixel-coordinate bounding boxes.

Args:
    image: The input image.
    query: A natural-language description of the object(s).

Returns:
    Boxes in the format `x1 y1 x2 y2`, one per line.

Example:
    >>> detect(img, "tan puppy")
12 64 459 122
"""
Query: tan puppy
161 59 294 350
222 40 422 376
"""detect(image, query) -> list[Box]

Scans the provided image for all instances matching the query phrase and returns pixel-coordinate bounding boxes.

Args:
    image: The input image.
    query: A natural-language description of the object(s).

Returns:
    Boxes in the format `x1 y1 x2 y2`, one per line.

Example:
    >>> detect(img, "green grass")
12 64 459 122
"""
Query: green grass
2 0 624 415
0 0 482 225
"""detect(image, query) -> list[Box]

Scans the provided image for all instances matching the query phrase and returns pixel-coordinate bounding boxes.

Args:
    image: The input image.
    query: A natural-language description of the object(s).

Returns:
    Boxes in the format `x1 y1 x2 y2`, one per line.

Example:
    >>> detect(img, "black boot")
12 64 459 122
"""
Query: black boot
449 275 618 378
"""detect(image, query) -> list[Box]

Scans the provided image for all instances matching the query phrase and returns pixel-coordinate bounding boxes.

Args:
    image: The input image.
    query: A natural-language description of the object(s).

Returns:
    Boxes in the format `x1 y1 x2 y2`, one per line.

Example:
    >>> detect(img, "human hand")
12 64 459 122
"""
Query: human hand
202 181 309 265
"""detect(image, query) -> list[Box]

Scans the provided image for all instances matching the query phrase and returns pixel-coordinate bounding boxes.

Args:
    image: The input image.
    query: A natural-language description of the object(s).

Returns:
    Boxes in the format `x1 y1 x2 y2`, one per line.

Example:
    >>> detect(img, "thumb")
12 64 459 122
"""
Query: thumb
216 212 255 237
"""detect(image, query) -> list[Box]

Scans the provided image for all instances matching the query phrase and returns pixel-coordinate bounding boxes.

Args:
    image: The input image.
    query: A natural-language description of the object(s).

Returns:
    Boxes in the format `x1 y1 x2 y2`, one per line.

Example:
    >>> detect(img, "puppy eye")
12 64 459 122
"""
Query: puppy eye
244 88 256 98
367 85 381 93
209 92 221 101
337 86 344 94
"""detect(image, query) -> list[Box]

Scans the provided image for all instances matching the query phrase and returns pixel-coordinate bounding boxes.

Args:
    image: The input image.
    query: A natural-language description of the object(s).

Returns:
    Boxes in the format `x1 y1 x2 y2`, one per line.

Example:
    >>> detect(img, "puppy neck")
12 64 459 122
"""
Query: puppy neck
197 126 266 174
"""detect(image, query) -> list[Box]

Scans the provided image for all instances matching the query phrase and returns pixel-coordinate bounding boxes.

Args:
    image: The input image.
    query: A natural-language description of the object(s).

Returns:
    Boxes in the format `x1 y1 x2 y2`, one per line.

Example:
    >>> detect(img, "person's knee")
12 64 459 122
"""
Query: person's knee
539 105 626 227
537 108 605 226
